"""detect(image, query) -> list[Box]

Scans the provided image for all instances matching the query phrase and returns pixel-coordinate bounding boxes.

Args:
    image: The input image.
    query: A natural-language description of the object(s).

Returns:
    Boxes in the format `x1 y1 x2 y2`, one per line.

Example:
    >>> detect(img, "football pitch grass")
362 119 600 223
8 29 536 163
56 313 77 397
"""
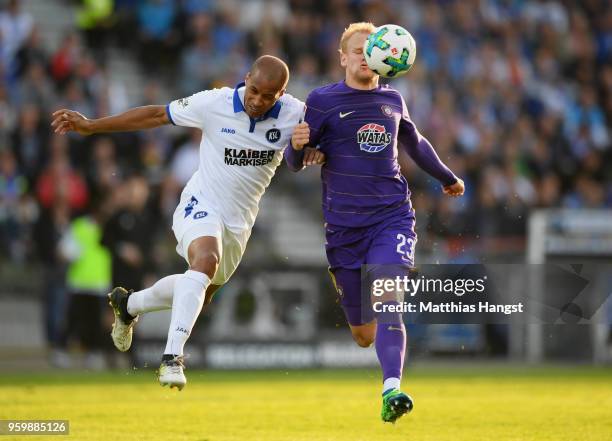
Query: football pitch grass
1 365 611 441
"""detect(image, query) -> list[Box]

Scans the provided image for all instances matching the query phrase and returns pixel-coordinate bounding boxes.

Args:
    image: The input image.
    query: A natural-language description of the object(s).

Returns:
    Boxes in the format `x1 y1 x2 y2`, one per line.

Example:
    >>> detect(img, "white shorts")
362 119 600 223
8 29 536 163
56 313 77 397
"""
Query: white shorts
172 188 251 286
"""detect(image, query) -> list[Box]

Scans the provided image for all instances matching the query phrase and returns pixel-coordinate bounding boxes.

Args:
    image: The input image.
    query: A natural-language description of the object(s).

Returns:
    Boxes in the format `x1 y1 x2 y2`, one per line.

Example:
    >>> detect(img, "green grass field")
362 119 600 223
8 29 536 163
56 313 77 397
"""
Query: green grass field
1 365 611 441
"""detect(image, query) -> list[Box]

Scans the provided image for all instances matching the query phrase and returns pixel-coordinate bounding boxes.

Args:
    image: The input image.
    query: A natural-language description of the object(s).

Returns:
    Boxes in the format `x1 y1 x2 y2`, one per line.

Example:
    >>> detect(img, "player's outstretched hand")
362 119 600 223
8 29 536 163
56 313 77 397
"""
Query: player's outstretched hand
303 147 325 166
51 109 93 135
291 122 310 150
443 178 465 197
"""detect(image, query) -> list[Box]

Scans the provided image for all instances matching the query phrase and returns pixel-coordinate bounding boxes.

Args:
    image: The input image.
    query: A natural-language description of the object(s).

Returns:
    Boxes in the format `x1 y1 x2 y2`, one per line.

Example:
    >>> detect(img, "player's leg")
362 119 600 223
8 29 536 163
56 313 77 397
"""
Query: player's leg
330 264 412 421
368 275 413 422
155 188 226 388
110 271 222 352
159 225 249 390
329 267 377 345
329 265 409 403
109 190 208 352
366 217 417 422
348 321 377 347
128 275 180 314
163 235 218 358
108 274 180 352
159 235 218 390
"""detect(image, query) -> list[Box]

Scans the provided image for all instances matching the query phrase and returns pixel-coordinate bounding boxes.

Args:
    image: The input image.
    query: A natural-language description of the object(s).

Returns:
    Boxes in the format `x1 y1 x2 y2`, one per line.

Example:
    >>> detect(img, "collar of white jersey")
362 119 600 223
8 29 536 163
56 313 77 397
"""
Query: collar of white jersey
233 82 282 120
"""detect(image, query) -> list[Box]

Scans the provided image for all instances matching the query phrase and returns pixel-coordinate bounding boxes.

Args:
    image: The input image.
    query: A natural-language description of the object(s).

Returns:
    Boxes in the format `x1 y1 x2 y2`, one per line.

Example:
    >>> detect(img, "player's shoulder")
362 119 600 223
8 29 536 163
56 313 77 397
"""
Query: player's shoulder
304 81 346 111
279 91 304 111
208 86 234 102
278 91 305 121
184 87 233 104
378 84 405 104
307 81 343 100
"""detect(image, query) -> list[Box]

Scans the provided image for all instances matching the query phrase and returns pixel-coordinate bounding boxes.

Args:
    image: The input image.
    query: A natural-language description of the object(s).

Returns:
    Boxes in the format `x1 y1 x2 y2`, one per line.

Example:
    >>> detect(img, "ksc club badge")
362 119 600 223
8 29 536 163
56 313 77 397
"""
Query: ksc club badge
266 128 281 143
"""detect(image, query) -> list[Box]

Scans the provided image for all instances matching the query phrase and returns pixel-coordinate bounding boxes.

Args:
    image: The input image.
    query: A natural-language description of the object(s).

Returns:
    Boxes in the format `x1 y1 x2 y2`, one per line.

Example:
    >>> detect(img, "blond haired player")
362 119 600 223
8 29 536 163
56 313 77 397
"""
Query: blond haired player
286 23 464 422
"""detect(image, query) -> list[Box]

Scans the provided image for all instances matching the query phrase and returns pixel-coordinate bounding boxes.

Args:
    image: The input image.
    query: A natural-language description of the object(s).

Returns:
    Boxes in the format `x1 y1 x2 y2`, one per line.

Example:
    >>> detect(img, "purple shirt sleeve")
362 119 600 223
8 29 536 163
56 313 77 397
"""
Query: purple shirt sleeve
398 96 457 186
284 91 327 172
303 95 326 150
284 141 305 172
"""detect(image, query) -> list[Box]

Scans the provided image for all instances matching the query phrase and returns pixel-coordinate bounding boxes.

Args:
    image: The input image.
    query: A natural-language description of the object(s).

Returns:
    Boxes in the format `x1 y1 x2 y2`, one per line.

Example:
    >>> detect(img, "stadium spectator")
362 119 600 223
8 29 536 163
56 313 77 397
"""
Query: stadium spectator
59 206 113 370
11 104 48 183
13 24 46 79
101 174 156 291
35 145 89 213
50 32 83 86
0 147 27 259
17 61 56 111
0 0 33 78
34 194 71 366
136 0 178 72
169 128 200 187
86 136 123 205
76 0 114 62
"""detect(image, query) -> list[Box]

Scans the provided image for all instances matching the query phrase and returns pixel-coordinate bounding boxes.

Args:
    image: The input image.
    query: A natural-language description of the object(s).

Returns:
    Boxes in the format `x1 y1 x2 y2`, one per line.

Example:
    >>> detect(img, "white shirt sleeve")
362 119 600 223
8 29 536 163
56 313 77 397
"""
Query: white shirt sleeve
167 89 218 129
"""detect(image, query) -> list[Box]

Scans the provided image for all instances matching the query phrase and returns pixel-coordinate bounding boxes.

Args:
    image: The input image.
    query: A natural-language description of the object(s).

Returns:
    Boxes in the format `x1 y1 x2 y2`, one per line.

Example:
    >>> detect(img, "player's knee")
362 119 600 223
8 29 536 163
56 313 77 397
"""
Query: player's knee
352 330 375 348
189 251 219 279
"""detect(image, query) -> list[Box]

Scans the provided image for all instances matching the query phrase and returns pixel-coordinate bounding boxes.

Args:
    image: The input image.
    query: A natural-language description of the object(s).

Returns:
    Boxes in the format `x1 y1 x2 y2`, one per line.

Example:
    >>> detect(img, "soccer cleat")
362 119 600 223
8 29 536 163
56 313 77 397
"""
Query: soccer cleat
381 389 414 423
158 356 187 390
108 287 138 352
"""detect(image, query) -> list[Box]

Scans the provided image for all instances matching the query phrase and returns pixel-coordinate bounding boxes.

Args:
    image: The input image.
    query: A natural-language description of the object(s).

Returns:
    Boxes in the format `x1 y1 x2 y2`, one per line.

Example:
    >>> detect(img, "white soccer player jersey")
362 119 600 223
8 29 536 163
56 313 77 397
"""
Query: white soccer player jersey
166 83 304 231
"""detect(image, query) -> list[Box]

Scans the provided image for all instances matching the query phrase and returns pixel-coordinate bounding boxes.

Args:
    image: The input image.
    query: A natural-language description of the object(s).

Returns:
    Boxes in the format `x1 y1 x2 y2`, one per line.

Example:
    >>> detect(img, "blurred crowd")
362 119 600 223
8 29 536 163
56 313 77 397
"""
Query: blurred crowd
0 0 610 360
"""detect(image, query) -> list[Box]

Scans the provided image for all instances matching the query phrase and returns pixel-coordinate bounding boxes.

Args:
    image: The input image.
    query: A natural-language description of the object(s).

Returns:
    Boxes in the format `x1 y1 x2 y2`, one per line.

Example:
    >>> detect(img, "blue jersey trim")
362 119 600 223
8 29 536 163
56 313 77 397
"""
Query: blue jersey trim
233 83 245 113
233 82 282 133
165 104 175 125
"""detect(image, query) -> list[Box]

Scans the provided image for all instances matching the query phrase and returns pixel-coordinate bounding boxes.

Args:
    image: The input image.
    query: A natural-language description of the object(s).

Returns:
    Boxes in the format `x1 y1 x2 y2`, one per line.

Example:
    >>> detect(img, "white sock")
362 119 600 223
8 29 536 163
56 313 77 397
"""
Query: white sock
127 274 180 315
164 270 210 356
383 377 401 394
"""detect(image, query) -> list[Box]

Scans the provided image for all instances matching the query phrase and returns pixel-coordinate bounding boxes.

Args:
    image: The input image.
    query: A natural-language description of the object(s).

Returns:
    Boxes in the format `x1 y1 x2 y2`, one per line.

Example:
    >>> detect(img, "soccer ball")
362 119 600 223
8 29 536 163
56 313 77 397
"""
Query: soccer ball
363 24 416 78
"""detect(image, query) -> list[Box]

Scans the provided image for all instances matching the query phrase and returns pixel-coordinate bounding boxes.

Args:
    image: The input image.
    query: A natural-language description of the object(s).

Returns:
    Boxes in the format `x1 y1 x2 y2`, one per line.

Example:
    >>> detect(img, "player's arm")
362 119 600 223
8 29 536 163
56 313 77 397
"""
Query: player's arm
285 97 326 171
51 105 169 136
286 125 325 167
397 94 464 196
285 124 326 170
398 123 464 196
285 122 309 171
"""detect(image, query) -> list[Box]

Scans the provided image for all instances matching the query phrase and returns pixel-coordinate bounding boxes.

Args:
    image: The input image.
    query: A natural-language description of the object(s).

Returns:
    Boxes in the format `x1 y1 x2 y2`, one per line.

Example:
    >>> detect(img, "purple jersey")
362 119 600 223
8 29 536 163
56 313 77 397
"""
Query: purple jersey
285 81 457 228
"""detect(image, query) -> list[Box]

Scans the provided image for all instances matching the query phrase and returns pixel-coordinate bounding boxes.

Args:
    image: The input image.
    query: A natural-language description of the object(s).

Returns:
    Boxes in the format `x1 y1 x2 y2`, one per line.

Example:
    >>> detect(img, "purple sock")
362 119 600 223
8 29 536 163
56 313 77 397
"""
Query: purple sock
375 301 406 391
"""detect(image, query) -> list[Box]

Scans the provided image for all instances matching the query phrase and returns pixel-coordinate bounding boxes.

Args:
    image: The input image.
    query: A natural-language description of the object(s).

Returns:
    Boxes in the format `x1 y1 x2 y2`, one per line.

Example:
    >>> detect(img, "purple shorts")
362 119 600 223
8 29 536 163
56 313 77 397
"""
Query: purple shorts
326 212 417 326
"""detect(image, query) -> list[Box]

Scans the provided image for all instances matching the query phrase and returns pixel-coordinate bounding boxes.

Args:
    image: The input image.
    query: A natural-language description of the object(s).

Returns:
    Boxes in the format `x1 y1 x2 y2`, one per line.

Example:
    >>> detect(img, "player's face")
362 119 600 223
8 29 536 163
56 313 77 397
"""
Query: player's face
341 32 378 84
243 72 285 118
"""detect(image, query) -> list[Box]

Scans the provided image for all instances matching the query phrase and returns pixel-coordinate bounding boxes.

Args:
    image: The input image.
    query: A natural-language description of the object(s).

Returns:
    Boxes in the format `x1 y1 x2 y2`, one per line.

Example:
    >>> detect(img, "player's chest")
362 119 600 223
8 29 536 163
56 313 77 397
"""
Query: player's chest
213 115 292 152
324 104 400 155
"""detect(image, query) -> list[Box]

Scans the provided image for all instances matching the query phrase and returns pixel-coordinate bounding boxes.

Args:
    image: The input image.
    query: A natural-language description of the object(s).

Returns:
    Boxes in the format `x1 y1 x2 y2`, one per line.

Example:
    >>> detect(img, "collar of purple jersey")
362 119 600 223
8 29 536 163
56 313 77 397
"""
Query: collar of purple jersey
233 82 282 120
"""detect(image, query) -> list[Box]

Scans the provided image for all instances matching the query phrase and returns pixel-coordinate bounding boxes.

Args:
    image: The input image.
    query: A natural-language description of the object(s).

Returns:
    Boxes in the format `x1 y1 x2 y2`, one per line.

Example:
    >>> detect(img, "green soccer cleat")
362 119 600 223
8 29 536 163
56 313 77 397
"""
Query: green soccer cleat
381 389 414 423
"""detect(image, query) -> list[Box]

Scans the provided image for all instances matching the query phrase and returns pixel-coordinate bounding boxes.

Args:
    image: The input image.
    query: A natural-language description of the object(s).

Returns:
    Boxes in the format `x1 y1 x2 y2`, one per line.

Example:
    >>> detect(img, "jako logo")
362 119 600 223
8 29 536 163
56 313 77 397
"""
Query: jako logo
221 127 236 134
193 211 208 219
357 123 391 153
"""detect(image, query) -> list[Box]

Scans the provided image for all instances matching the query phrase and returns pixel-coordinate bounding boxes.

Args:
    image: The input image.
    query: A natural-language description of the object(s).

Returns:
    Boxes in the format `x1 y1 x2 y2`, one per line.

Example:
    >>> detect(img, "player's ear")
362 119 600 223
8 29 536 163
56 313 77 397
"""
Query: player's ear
245 72 251 84
340 51 347 68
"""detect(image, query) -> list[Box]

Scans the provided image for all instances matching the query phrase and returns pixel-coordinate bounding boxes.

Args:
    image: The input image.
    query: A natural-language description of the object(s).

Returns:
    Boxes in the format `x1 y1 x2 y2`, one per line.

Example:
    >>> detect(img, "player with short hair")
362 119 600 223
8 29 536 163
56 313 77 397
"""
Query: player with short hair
286 23 465 423
51 55 324 390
